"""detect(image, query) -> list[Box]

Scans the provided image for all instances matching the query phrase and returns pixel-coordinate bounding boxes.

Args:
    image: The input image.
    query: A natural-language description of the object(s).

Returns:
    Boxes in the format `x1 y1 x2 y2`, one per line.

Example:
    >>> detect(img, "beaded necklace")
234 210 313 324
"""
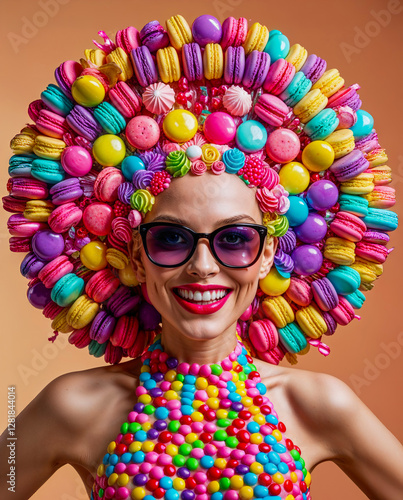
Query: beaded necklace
92 337 311 500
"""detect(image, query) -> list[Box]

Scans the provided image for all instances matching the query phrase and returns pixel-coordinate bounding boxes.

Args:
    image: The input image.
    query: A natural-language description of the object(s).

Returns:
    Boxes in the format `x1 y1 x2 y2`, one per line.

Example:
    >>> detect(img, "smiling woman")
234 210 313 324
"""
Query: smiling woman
1 10 402 500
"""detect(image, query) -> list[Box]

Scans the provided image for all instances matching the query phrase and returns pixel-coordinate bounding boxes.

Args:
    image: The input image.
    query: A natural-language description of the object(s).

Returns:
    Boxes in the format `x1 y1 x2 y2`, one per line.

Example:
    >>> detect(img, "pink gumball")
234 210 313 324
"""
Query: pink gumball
266 128 300 163
203 112 237 145
61 146 93 176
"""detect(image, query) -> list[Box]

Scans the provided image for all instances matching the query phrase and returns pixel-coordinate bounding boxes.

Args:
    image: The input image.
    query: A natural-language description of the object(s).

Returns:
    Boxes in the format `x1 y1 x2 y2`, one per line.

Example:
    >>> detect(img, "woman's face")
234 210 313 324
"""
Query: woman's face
129 171 276 342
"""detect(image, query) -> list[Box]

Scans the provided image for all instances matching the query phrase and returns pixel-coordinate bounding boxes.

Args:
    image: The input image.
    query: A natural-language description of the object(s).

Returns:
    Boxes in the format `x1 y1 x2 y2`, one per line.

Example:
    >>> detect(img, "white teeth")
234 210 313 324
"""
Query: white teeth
176 288 228 303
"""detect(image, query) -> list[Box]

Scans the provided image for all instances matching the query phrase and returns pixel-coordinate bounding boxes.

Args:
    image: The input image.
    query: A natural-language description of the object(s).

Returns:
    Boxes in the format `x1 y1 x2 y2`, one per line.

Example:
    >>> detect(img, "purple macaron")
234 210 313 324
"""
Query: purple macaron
362 230 390 245
66 105 103 141
311 278 339 311
224 46 245 85
242 50 270 90
50 178 84 205
90 311 117 343
327 84 362 112
20 252 47 279
130 46 158 87
355 129 379 153
54 60 83 99
322 311 337 335
107 286 141 317
140 21 170 52
329 149 370 182
182 43 203 81
300 54 327 84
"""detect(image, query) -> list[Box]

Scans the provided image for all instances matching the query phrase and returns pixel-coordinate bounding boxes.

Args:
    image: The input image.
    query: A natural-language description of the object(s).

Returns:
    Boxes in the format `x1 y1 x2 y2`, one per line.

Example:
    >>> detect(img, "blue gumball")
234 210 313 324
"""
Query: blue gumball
285 196 309 227
121 155 146 180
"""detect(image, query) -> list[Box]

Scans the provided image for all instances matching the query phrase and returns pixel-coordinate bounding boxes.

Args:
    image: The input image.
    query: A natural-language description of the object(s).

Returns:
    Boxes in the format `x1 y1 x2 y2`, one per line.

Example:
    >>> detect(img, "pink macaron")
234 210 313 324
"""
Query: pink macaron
329 296 356 325
249 319 279 353
85 269 121 303
126 115 160 150
109 81 142 119
330 211 366 243
68 324 92 348
365 186 396 209
7 214 47 237
220 17 248 50
9 177 49 200
257 345 285 365
93 166 125 203
265 128 300 163
104 343 124 364
35 109 69 139
48 202 83 233
115 26 141 53
263 58 295 95
355 241 390 264
110 315 139 348
255 94 289 127
9 236 31 252
285 277 313 307
127 329 152 359
55 60 83 98
38 255 74 288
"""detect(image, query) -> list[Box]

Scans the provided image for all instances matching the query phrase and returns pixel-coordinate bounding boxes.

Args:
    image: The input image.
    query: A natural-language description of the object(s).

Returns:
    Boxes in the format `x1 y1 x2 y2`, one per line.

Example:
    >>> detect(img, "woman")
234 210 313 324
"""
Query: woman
1 169 403 500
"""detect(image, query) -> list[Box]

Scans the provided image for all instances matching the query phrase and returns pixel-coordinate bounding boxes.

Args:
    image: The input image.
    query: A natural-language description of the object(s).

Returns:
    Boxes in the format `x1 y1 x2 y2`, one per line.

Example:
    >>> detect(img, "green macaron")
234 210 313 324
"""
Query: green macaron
278 322 307 353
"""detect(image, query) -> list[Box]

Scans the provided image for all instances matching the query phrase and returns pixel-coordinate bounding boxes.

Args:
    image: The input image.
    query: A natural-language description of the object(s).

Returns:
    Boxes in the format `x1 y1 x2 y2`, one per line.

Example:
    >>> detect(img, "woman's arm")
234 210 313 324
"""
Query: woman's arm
0 373 90 499
312 373 403 499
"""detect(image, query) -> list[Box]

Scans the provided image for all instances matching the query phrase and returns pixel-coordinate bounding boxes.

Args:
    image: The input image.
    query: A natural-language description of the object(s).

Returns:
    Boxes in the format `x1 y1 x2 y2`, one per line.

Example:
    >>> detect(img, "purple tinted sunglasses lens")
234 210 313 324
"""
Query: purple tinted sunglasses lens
146 225 193 265
214 226 261 266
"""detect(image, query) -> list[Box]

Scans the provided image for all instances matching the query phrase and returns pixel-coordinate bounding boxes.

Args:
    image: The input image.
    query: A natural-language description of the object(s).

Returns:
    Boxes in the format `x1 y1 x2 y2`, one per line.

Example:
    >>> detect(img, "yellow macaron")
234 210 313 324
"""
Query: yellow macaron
157 46 181 83
261 296 295 328
293 89 328 124
106 47 133 81
84 48 107 66
371 165 392 185
10 133 35 155
340 172 374 195
106 248 129 269
285 43 308 72
166 15 193 50
351 257 383 285
324 237 356 266
243 22 269 55
24 200 55 221
51 307 74 334
33 135 66 160
203 43 224 80
325 129 355 159
365 148 388 167
296 304 327 339
312 69 345 98
66 294 99 329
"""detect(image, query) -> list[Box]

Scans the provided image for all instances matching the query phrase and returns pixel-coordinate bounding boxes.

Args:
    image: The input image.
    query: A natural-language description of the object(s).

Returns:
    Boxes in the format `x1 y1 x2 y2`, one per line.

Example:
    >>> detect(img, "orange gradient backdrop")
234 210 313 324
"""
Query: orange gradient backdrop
1 0 402 498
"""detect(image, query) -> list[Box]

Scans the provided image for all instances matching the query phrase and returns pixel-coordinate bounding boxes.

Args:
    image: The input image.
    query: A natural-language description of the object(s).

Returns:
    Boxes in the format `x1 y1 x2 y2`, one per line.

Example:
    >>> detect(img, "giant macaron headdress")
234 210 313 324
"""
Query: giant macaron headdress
4 14 398 364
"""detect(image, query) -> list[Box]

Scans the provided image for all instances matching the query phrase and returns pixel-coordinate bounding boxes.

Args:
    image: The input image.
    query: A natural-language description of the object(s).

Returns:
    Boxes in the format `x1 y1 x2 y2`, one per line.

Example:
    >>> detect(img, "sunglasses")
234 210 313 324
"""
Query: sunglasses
138 222 268 269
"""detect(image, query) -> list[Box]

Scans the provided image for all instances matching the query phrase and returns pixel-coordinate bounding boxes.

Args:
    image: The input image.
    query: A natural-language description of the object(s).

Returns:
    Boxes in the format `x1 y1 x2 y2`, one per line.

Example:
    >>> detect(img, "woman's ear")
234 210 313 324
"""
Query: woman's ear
258 235 278 280
128 232 147 283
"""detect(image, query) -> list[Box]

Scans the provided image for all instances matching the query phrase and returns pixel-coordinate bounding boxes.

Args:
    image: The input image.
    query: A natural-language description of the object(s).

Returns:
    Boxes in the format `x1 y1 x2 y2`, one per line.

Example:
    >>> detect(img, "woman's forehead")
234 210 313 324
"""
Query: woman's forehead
143 171 261 225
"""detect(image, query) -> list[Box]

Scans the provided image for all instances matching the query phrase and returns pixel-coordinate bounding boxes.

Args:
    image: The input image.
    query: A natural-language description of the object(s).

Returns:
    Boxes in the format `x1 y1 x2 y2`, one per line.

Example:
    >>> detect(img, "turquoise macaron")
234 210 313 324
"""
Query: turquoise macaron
93 101 126 134
350 110 374 138
279 71 312 107
278 322 307 353
235 120 267 153
338 194 369 217
345 289 366 309
31 158 65 184
88 339 108 357
51 273 85 307
41 84 74 117
303 108 339 140
327 265 361 295
8 155 34 177
264 30 290 62
363 208 399 232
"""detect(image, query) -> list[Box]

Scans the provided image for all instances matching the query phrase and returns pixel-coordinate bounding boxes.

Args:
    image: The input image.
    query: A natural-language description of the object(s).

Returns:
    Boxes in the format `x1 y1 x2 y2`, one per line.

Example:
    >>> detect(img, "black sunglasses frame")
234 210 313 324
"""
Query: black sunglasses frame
138 221 268 269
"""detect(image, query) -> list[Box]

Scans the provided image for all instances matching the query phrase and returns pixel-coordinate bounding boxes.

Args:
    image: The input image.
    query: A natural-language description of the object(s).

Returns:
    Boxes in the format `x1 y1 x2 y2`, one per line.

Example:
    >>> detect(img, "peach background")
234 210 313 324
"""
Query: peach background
1 0 402 498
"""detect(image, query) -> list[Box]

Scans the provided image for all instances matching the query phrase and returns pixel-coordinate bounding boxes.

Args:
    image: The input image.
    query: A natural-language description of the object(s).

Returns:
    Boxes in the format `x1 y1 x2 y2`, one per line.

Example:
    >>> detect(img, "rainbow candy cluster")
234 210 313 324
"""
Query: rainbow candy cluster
92 337 311 500
3 14 398 365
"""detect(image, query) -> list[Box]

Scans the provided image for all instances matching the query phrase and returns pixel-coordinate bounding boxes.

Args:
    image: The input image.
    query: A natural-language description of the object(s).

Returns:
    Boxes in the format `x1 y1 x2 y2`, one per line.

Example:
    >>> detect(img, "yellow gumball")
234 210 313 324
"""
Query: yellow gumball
92 134 126 167
301 140 335 172
163 109 198 143
279 161 310 195
71 75 105 107
119 262 139 286
259 267 290 296
80 241 108 270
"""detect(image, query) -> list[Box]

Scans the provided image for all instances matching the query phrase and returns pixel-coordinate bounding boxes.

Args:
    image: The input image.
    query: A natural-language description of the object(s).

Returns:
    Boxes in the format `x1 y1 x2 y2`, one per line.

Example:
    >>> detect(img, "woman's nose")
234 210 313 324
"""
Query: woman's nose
185 239 220 278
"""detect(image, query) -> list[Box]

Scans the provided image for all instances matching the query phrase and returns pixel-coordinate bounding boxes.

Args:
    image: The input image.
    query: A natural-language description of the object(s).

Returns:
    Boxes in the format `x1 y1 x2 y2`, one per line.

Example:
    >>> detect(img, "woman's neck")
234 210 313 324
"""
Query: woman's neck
159 321 238 365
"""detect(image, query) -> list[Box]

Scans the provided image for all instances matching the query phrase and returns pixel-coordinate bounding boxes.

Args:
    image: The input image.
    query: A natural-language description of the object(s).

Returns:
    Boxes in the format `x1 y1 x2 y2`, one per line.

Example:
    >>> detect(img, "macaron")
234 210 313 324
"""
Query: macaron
327 83 362 111
66 105 103 141
303 108 339 141
249 319 279 352
220 16 248 50
51 272 85 307
89 311 117 343
182 43 203 82
263 58 296 95
329 149 369 182
33 135 66 160
223 46 245 84
107 286 141 317
166 14 193 50
261 296 294 328
66 293 100 329
243 22 269 54
329 211 366 242
285 43 308 72
285 277 313 307
93 101 126 134
254 94 289 127
279 71 312 107
130 46 159 87
355 241 390 264
312 68 345 98
338 194 369 217
31 158 65 184
68 325 92 349
296 304 328 338
50 178 84 205
116 26 141 53
300 54 327 84
48 202 83 233
109 81 142 119
7 214 48 237
203 43 224 80
8 155 34 178
278 322 308 353
242 50 270 89
311 278 339 311
35 109 69 139
20 252 47 279
157 46 181 83
85 269 121 303
329 296 356 326
324 237 356 266
106 47 133 81
344 289 366 309
139 21 170 52
41 83 74 116
110 315 139 348
38 255 74 288
54 60 83 99
293 89 328 124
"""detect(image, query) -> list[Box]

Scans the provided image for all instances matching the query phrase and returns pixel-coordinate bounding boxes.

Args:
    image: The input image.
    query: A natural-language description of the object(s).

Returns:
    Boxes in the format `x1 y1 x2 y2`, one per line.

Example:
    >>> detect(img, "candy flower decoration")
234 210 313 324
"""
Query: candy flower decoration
4 14 398 368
